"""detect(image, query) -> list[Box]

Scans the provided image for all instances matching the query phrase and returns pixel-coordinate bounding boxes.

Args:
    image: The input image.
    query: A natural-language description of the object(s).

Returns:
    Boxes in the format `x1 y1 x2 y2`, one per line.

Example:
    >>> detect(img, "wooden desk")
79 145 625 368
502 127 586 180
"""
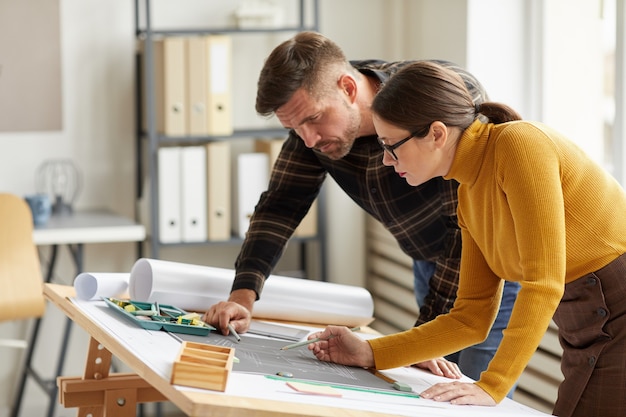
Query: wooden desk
44 283 551 417
11 210 145 417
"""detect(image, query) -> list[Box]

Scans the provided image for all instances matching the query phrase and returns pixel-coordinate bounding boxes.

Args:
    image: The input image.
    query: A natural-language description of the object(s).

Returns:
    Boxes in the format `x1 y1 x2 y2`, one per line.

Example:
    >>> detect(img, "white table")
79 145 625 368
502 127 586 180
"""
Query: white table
33 208 146 246
45 283 551 417
12 209 146 417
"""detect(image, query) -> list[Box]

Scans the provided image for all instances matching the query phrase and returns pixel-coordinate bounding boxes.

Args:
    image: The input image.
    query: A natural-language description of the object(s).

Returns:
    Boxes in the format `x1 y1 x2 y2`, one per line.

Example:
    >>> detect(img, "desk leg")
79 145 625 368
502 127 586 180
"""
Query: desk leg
78 337 113 417
57 337 166 416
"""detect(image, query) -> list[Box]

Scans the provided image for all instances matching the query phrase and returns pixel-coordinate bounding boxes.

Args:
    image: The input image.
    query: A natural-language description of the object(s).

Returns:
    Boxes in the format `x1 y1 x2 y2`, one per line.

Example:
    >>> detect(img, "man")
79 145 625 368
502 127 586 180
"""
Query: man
204 31 520 387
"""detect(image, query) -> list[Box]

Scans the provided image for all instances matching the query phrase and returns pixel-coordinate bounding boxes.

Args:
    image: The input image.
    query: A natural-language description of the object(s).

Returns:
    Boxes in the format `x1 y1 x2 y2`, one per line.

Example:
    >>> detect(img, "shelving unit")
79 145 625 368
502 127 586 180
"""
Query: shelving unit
133 0 325 280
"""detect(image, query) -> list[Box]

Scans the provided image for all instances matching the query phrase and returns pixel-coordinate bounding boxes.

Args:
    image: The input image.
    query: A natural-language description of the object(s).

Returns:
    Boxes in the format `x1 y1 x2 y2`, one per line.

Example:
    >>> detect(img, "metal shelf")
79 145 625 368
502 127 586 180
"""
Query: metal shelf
134 0 325 280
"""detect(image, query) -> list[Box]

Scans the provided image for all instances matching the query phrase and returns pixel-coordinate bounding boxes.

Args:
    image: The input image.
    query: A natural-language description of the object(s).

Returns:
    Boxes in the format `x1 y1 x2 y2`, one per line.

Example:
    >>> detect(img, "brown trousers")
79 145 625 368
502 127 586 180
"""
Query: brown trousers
552 253 626 417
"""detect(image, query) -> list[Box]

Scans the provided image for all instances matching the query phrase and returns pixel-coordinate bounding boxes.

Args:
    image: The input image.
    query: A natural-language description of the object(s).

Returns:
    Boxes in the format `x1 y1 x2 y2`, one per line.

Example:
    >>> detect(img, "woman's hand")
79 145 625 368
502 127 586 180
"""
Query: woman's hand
420 381 496 406
308 326 375 368
412 358 463 379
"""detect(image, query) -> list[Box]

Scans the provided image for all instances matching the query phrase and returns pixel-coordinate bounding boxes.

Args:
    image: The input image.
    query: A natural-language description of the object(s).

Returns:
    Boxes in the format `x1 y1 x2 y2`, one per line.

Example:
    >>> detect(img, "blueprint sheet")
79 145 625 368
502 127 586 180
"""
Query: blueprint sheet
174 331 398 393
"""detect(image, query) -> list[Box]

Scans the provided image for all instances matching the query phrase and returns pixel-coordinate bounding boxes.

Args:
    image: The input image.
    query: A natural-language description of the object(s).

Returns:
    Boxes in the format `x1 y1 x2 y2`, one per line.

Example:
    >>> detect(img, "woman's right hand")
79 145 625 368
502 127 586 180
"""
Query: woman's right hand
308 326 375 368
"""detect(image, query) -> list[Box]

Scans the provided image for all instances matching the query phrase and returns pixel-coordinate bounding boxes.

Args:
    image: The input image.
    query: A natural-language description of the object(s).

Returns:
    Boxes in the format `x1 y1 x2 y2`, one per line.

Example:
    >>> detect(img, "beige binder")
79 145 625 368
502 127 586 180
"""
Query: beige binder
186 36 208 136
204 35 233 135
153 37 187 136
254 139 318 238
206 141 231 240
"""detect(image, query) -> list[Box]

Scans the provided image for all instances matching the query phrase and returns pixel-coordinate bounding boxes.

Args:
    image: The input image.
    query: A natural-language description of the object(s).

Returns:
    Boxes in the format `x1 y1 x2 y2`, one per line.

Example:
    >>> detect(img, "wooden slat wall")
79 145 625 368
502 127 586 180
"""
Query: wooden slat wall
364 216 562 414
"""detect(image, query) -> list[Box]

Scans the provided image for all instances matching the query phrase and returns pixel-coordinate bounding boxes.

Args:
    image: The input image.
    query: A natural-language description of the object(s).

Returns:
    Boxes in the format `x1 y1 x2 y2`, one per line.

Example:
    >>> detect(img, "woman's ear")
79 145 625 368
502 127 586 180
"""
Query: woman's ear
430 121 448 148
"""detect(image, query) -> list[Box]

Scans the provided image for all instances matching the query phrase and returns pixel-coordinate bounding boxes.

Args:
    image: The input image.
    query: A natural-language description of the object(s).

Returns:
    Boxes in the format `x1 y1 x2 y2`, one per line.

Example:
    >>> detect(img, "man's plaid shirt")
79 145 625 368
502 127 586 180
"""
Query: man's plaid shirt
232 60 487 325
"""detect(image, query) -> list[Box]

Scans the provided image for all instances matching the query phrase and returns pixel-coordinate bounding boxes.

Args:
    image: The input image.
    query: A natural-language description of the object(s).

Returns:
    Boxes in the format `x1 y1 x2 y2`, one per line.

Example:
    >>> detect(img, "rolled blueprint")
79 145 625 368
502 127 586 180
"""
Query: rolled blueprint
129 258 374 327
74 272 130 301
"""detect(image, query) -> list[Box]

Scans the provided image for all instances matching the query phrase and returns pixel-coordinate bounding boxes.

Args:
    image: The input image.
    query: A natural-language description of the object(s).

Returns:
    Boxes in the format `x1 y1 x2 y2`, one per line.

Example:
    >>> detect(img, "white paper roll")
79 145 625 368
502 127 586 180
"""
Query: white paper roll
74 272 130 301
129 258 374 327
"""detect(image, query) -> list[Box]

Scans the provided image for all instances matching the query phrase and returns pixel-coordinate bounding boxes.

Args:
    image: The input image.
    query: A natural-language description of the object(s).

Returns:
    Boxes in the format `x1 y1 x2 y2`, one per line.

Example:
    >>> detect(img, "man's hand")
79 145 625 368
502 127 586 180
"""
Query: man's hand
420 381 497 406
202 289 255 336
412 358 463 379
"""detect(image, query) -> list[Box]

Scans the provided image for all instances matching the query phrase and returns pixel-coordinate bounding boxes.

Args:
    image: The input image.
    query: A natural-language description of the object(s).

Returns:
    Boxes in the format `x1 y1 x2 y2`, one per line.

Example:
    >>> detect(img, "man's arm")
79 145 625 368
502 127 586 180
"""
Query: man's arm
205 133 326 333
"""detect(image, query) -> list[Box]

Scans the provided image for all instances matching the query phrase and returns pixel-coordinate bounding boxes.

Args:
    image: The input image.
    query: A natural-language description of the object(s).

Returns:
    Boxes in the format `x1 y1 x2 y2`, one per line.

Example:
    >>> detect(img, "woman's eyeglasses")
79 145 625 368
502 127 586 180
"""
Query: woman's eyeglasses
378 133 416 161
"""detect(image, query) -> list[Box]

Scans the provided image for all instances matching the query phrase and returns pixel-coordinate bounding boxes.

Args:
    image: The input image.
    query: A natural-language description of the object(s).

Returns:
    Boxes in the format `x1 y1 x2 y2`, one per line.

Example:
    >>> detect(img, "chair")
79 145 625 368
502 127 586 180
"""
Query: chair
0 193 45 346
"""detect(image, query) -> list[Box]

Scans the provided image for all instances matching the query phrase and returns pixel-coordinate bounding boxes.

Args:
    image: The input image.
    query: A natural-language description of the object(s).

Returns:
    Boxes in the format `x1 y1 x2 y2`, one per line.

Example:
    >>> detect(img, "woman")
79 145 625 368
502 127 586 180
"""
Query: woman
307 61 626 417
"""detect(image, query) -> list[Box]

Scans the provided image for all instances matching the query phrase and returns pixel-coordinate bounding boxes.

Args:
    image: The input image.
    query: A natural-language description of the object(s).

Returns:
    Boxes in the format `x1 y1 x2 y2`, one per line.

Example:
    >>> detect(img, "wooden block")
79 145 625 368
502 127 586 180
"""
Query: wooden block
171 341 235 392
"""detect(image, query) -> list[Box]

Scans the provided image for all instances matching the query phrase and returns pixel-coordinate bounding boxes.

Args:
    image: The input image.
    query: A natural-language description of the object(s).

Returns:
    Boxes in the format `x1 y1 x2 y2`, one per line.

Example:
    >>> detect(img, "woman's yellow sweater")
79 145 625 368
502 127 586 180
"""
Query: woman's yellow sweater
368 119 626 402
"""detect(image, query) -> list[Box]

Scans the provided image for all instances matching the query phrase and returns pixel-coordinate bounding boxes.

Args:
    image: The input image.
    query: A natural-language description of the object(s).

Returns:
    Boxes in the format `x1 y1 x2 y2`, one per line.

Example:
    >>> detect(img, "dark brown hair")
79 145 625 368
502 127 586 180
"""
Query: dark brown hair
371 61 522 134
256 31 352 116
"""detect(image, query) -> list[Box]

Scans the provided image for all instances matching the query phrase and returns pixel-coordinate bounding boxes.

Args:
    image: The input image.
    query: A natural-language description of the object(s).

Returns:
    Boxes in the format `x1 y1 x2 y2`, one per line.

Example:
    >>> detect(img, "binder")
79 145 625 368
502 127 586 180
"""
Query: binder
233 153 269 238
181 146 208 242
186 36 208 135
206 141 231 240
254 139 318 238
158 147 182 243
153 37 187 136
204 35 233 135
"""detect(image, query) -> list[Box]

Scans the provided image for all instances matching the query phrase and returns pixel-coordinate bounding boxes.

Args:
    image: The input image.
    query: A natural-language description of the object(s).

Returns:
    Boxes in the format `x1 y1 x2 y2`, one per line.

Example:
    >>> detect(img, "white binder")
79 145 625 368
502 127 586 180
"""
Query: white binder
181 146 207 242
157 147 182 243
233 153 269 238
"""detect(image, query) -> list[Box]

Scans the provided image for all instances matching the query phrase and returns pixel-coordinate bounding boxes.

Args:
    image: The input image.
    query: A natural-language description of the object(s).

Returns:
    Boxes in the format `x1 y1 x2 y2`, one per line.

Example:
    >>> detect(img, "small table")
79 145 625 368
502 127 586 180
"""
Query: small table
11 209 145 417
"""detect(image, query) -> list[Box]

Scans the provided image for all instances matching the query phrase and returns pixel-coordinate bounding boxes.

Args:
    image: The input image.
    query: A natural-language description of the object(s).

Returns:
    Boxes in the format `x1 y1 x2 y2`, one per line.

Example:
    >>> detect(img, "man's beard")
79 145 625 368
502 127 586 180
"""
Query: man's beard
314 110 360 160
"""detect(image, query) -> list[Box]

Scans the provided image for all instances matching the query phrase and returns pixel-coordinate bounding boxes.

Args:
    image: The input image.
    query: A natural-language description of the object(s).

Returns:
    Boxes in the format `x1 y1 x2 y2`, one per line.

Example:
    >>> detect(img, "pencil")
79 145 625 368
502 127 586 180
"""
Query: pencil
280 327 360 351
228 323 241 343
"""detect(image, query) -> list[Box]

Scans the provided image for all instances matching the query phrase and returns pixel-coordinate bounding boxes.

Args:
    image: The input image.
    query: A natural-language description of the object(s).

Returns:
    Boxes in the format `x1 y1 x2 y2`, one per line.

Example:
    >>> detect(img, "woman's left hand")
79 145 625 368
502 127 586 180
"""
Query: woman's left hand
420 381 497 406
412 358 462 379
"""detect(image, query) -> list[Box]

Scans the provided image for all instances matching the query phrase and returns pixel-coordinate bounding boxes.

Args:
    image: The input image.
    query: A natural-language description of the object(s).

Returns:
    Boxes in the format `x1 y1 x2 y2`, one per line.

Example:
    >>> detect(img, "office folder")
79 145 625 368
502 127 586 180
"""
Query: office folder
186 36 208 136
254 139 318 238
181 146 208 242
158 147 182 243
204 35 233 135
206 141 231 241
233 152 269 238
153 37 187 136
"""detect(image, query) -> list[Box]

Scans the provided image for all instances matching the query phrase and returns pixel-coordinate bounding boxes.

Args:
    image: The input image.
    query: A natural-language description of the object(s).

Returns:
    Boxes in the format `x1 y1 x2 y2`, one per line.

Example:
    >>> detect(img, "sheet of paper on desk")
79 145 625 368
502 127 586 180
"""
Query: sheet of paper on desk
176 331 399 393
226 371 553 417
247 320 310 342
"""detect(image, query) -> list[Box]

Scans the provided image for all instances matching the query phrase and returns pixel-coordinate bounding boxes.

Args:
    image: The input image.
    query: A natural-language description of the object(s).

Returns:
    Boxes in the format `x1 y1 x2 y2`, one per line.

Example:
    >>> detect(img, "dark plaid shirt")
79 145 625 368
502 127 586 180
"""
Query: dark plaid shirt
232 60 487 324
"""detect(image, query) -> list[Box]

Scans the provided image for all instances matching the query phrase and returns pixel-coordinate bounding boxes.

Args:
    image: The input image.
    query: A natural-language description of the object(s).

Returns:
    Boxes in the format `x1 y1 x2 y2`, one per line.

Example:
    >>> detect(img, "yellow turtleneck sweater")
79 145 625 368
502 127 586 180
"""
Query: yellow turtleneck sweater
368 119 626 402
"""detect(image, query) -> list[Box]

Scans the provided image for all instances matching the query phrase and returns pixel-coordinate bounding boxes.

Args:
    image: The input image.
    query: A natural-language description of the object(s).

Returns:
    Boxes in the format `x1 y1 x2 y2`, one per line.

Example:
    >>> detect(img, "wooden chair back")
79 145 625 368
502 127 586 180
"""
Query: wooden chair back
0 193 45 323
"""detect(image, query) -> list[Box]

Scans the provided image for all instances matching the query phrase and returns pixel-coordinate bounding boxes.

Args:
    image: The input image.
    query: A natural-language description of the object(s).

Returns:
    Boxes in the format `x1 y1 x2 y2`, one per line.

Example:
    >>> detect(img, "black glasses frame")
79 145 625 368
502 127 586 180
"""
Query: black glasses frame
378 132 417 161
